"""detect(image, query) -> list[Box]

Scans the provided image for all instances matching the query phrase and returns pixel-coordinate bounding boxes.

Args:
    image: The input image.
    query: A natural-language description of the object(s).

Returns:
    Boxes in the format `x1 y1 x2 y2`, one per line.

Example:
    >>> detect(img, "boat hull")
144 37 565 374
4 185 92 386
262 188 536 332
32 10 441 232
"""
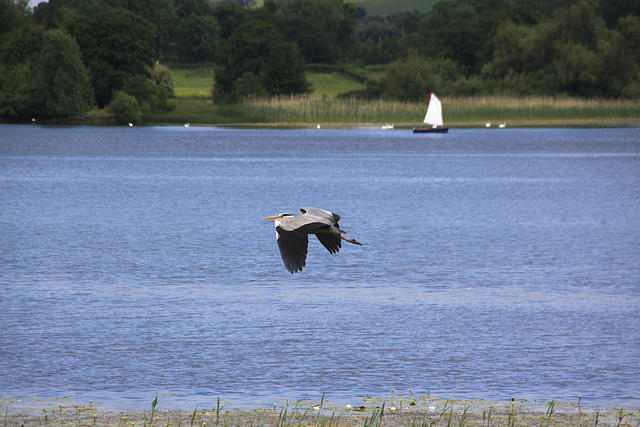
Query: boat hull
413 127 449 134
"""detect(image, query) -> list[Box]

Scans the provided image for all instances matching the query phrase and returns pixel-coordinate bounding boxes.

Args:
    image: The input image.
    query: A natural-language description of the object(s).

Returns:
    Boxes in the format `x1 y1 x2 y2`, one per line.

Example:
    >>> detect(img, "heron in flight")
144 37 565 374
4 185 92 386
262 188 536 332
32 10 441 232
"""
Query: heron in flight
265 207 363 273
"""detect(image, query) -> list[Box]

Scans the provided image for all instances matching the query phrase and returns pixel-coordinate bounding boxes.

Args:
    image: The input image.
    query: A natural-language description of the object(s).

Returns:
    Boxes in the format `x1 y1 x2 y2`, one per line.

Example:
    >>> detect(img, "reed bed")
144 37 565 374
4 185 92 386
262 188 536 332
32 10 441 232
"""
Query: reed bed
216 96 418 125
199 95 640 126
442 96 640 124
4 394 639 427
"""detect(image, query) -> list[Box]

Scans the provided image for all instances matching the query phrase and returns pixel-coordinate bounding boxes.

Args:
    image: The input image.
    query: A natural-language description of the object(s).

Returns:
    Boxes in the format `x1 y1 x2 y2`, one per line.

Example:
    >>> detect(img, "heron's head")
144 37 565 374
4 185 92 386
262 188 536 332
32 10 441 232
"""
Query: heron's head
264 213 294 221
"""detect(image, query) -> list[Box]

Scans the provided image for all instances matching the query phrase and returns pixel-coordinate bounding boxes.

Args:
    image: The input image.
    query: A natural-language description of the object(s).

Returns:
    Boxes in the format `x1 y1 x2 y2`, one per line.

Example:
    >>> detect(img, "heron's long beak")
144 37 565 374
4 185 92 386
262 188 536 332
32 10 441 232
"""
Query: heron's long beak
264 215 279 220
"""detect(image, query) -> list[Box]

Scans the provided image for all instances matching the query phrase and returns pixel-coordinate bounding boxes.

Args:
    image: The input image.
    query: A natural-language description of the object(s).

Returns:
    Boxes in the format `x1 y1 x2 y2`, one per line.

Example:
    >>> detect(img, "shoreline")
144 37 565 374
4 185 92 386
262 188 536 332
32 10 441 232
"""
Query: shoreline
3 394 639 426
3 94 640 128
3 119 640 128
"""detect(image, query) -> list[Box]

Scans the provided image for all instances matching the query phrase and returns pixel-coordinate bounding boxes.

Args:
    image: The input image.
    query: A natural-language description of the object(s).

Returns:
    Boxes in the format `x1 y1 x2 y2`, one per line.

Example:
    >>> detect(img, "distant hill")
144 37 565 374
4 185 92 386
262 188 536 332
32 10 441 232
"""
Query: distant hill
349 0 437 15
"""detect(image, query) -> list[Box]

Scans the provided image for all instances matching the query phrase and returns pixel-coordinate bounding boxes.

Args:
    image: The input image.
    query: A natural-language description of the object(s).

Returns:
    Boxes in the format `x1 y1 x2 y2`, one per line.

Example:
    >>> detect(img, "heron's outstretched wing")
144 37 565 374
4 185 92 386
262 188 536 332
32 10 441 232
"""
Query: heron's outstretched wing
315 233 341 254
300 207 340 224
299 208 343 254
276 226 309 274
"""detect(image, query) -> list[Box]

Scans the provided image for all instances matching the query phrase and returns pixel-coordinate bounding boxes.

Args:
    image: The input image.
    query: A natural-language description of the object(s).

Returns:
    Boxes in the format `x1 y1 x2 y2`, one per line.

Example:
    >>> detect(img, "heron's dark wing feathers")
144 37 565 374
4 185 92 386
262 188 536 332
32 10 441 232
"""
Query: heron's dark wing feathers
276 226 308 274
315 233 341 254
297 208 344 255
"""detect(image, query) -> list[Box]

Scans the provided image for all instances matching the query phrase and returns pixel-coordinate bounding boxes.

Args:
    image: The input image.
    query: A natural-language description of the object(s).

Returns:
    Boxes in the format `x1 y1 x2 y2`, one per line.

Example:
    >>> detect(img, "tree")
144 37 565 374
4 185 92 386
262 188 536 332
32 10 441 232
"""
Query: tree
172 13 219 62
37 30 93 117
66 8 158 107
108 91 141 124
380 54 436 102
213 3 250 39
175 0 212 18
0 25 42 118
268 0 356 63
0 26 92 119
597 0 640 28
213 20 309 103
32 0 108 30
429 18 485 75
0 0 31 38
105 0 177 58
481 0 640 97
122 71 176 114
149 62 175 98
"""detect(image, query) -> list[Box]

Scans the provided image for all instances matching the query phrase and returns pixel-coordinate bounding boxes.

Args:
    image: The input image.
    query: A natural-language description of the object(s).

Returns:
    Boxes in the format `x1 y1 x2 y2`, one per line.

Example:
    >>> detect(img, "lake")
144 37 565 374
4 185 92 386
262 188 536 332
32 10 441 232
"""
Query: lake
1 125 639 411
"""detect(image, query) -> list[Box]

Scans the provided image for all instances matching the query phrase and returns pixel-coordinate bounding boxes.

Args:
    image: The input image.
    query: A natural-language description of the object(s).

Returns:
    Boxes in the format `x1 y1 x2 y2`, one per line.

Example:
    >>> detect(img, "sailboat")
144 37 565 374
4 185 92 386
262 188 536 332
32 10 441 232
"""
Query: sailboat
413 93 449 133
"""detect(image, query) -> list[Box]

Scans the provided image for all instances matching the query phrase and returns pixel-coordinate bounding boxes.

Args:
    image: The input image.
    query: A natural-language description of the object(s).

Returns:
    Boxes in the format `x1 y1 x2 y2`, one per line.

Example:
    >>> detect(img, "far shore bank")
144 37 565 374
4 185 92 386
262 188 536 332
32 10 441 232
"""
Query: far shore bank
4 118 640 129
4 96 639 129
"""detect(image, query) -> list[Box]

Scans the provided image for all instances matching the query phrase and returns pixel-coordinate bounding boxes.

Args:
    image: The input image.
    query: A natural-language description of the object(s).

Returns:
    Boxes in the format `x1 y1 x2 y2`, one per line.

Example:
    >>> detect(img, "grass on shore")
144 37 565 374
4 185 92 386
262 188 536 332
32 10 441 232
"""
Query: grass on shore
3 393 638 426
77 65 640 127
145 95 640 127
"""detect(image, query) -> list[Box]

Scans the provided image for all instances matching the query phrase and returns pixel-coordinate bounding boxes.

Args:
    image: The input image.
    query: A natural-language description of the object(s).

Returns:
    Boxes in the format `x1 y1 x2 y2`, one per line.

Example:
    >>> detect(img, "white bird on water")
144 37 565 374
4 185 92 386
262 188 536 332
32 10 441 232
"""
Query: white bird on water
265 207 362 273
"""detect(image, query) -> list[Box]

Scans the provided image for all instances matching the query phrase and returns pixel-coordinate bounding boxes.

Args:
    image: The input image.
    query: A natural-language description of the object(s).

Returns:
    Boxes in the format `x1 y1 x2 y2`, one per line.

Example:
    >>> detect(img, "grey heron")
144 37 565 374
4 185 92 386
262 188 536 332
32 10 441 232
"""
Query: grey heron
265 207 362 273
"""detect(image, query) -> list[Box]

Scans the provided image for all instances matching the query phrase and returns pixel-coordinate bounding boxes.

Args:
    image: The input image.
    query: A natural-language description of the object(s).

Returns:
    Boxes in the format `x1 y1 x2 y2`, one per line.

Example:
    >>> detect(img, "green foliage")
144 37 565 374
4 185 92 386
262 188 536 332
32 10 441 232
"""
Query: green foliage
598 0 640 28
66 8 158 107
32 0 106 30
108 91 142 124
37 30 93 117
0 25 92 119
0 0 31 38
356 0 436 15
213 20 310 103
381 54 433 102
233 72 269 99
381 54 467 101
0 25 42 118
107 0 178 58
268 0 357 63
481 0 640 97
213 3 250 39
149 63 176 98
172 13 219 63
3 0 640 122
122 75 175 114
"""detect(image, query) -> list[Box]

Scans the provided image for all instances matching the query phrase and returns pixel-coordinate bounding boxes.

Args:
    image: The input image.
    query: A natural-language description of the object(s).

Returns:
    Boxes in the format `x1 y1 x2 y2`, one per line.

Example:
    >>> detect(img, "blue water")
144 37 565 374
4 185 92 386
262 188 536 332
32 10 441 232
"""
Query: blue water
1 125 639 410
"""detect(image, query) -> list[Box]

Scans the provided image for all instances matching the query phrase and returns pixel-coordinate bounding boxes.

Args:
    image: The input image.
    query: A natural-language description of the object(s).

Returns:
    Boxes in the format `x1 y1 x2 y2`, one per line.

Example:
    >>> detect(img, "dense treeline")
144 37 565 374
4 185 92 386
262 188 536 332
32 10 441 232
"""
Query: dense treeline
1 0 639 121
373 0 640 100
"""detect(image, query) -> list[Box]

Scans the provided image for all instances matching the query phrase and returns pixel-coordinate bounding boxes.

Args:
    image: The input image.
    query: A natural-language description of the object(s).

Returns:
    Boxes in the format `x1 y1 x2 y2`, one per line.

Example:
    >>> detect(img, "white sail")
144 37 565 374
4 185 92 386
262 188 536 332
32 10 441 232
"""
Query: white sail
423 93 443 127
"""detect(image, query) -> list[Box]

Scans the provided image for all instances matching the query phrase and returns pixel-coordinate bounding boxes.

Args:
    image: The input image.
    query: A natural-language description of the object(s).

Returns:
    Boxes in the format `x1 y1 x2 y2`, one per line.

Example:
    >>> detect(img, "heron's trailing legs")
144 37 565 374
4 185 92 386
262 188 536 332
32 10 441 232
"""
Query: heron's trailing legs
340 235 363 246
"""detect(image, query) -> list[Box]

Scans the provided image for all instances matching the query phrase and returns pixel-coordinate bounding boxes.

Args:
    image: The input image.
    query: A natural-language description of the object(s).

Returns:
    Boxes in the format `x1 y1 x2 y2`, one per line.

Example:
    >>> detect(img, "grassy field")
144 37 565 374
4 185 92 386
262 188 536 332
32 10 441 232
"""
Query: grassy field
307 71 367 98
171 66 215 99
4 394 638 426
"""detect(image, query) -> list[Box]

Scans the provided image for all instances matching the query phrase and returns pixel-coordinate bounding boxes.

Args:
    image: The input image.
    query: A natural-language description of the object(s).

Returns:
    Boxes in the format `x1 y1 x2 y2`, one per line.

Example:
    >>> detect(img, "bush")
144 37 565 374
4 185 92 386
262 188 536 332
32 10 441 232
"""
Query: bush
108 91 141 125
123 75 176 114
149 62 175 97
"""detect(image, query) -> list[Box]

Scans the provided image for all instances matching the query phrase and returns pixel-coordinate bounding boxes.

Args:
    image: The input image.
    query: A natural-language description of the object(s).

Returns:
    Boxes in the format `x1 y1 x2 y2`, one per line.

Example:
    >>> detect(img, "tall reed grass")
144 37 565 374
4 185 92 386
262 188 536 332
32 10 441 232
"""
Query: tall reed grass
443 96 640 123
213 95 640 125
146 95 640 126
217 96 418 124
